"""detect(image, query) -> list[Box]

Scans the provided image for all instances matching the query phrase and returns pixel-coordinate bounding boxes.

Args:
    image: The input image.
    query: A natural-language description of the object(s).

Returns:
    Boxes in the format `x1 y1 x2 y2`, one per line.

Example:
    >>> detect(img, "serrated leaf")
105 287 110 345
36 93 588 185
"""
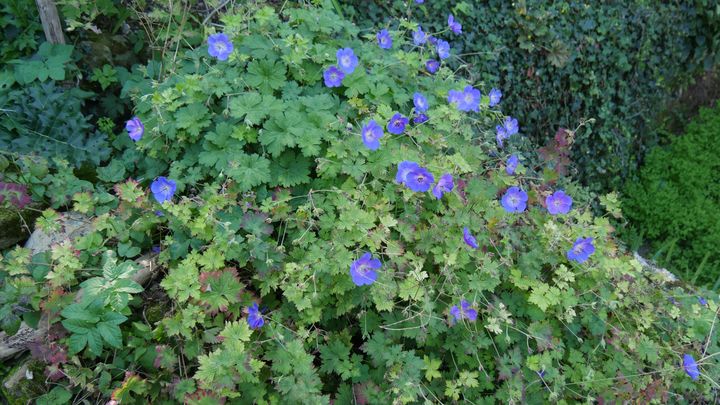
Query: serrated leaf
226 153 271 191
97 321 123 348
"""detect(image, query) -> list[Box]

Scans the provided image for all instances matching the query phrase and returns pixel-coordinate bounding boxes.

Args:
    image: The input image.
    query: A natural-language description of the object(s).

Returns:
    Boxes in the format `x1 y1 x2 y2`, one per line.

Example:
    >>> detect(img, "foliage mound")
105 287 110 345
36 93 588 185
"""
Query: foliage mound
623 103 720 288
345 0 720 193
1 3 718 403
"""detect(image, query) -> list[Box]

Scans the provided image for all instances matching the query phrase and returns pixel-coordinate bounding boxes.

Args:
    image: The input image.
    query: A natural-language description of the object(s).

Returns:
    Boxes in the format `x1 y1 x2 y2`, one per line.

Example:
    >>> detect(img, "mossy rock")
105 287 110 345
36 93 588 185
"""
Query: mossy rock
0 205 41 250
0 359 48 404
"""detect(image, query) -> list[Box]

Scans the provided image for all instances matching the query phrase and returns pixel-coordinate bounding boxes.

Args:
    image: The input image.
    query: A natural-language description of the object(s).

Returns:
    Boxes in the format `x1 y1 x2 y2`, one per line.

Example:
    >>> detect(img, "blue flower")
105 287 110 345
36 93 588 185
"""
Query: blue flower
154 210 164 217
501 186 528 213
504 117 519 136
413 26 427 46
426 60 440 74
428 36 438 46
323 66 345 87
361 120 384 151
447 90 463 107
506 155 519 175
405 167 435 192
413 113 429 124
698 296 708 306
415 0 424 3
413 92 429 113
437 39 450 60
247 302 264 329
336 48 359 74
489 88 502 107
125 116 144 142
450 299 477 322
396 161 420 184
448 14 462 34
567 237 595 263
546 190 572 215
683 354 700 380
387 113 409 135
150 177 177 204
350 252 381 286
432 173 453 199
207 33 234 61
457 86 481 112
496 117 519 147
377 29 392 49
151 245 161 254
496 125 508 147
463 227 478 249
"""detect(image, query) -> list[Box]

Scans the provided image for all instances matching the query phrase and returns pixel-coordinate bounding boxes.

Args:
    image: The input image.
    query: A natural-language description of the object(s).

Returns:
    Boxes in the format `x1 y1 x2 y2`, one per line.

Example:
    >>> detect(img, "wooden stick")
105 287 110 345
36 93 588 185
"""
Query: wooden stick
35 0 66 44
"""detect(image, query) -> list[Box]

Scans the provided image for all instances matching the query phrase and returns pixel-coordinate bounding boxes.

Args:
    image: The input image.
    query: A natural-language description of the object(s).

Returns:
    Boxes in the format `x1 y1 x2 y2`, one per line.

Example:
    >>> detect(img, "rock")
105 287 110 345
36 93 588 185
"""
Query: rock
0 359 47 404
634 252 678 283
24 211 93 255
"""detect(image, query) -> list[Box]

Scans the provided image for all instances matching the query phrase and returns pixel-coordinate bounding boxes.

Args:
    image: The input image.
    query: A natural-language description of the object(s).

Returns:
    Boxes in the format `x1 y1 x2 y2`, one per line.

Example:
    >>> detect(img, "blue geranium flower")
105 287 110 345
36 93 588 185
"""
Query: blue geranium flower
450 299 477 323
413 26 427 46
415 0 424 3
413 92 429 113
387 113 409 135
448 89 462 106
336 48 359 74
426 60 440 74
207 33 234 61
432 173 453 199
496 116 519 147
496 125 508 147
150 177 177 204
463 227 478 249
458 86 481 112
350 252 381 286
361 120 384 150
546 190 573 215
501 186 528 213
323 66 344 87
247 302 264 329
506 155 519 175
567 237 595 263
396 161 420 184
698 296 708 306
448 14 462 34
437 39 450 59
377 29 392 49
413 113 429 124
125 116 144 142
405 167 435 192
504 117 519 135
489 88 502 107
683 354 700 380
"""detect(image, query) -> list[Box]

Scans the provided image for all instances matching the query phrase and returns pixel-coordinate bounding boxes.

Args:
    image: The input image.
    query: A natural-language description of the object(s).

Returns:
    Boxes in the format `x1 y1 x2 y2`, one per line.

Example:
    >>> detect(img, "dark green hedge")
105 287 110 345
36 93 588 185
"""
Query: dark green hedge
341 0 720 192
623 103 720 288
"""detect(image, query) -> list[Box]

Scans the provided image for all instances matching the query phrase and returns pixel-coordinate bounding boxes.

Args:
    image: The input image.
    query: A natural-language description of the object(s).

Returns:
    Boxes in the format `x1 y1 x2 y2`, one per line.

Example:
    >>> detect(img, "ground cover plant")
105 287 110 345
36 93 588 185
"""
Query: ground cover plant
0 1 719 404
623 103 720 289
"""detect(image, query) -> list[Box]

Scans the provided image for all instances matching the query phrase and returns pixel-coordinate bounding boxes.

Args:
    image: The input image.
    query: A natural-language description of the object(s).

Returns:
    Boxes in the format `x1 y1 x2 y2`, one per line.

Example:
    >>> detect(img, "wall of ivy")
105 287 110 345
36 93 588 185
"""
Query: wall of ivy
342 0 720 193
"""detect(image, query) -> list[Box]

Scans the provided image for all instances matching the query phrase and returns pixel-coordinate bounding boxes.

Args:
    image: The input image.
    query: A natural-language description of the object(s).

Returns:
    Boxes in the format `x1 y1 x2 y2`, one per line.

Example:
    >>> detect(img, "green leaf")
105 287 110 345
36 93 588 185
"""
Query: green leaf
97 321 123 348
245 59 287 93
270 151 311 187
36 386 72 405
226 153 271 191
86 328 103 356
68 333 88 354
61 303 100 323
229 93 283 126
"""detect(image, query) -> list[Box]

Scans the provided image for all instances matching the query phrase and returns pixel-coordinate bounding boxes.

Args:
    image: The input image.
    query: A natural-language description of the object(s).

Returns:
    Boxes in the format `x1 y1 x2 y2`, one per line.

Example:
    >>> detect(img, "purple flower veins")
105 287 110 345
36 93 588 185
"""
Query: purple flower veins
567 237 595 264
361 120 384 151
387 113 409 135
207 33 234 61
150 176 177 204
546 190 573 215
450 299 477 323
432 173 454 199
247 302 264 329
501 186 528 213
125 116 144 141
336 48 359 74
323 66 345 87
